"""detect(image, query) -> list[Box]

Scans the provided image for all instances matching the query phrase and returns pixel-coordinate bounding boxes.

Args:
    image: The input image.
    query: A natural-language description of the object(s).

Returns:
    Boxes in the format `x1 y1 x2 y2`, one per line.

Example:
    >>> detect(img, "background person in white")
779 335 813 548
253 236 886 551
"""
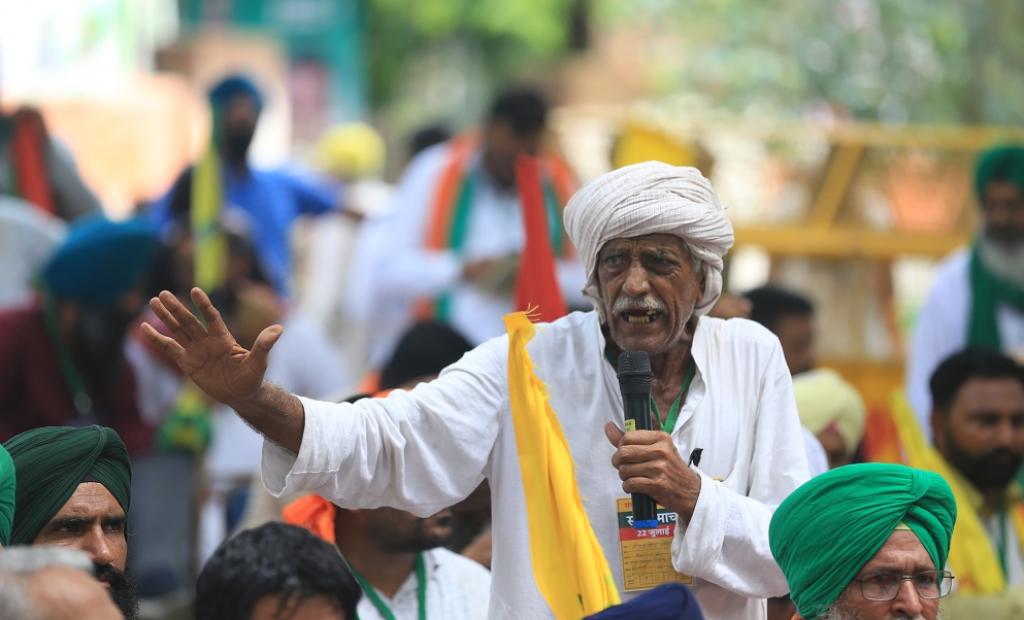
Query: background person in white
142 162 810 620
907 145 1024 436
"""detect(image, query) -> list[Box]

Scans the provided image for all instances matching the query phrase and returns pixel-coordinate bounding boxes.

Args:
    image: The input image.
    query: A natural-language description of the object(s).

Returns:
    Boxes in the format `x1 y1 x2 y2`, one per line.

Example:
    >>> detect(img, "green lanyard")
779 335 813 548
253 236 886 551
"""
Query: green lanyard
651 361 696 434
351 553 427 620
41 295 94 418
998 501 1009 579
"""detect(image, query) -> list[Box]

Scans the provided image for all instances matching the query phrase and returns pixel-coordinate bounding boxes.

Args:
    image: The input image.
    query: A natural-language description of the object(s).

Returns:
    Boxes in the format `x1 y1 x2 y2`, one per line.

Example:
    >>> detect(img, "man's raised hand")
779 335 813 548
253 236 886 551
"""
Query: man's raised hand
141 287 283 409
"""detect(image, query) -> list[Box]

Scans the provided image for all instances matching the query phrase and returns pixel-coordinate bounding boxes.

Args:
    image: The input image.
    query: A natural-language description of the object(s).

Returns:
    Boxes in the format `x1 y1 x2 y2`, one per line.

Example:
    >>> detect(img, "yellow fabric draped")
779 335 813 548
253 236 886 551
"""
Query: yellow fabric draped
503 311 621 618
890 393 1006 593
191 140 227 290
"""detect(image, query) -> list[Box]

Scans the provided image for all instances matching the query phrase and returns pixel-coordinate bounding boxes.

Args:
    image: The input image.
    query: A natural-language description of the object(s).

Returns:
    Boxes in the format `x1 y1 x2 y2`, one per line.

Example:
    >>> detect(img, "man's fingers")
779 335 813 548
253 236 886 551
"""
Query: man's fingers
140 322 186 365
617 430 669 446
158 290 206 341
621 477 659 497
150 296 190 343
246 324 283 369
191 287 230 337
604 422 624 448
616 462 662 482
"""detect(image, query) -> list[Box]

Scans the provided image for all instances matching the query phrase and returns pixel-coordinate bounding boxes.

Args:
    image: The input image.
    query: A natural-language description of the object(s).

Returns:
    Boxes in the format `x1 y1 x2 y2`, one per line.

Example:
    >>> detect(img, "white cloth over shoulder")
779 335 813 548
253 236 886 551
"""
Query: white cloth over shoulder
563 162 734 317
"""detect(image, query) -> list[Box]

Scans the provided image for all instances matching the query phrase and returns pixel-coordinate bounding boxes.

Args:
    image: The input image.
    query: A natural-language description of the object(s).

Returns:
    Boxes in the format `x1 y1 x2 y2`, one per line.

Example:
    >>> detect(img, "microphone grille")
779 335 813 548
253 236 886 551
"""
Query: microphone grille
617 351 652 377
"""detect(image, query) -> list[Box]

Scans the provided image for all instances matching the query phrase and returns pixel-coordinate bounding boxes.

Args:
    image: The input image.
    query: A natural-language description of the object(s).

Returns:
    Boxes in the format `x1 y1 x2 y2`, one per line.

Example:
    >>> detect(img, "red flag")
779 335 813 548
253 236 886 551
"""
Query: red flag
515 156 567 322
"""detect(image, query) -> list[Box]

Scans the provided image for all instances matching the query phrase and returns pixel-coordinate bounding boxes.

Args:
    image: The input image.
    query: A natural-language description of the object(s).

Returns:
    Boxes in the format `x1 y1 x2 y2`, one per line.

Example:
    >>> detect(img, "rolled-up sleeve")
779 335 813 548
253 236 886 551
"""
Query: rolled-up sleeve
670 340 809 598
261 336 508 516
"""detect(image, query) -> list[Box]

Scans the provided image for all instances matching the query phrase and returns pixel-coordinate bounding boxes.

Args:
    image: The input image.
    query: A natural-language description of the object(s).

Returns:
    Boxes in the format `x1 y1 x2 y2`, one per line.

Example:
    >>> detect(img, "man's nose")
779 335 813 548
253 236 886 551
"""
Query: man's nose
622 263 650 297
80 525 116 566
890 577 924 617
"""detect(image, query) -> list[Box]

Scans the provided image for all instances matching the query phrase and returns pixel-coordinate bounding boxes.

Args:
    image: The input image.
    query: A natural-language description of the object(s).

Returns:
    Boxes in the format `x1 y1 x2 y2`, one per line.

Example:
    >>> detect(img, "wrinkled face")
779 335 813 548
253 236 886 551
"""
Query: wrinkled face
826 530 942 620
34 483 128 571
597 234 704 355
366 507 454 554
933 377 1024 492
981 181 1024 249
482 121 542 189
251 594 345 620
773 313 816 376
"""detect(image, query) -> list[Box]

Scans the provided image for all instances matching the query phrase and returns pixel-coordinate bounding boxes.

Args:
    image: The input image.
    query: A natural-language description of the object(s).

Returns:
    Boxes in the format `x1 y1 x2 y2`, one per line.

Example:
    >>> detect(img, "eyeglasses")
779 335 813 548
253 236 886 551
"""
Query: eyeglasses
852 570 955 601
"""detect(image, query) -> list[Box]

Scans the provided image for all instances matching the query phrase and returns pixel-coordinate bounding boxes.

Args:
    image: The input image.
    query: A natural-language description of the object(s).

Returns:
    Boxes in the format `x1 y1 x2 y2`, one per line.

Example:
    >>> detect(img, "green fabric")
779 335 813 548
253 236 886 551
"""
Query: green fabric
0 446 15 546
4 426 131 545
973 145 1024 201
968 242 1024 349
769 463 956 620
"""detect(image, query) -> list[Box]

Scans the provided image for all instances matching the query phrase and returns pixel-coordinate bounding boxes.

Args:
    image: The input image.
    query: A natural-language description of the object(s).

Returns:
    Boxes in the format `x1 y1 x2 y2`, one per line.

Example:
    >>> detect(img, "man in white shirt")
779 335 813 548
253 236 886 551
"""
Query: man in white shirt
907 145 1024 435
143 161 810 619
354 86 586 360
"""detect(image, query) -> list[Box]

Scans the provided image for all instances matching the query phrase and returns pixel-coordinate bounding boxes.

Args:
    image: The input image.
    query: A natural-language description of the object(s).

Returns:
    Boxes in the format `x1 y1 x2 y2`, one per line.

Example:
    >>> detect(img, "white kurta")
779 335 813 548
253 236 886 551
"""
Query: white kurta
262 311 809 619
364 143 587 351
356 547 491 620
906 249 1024 437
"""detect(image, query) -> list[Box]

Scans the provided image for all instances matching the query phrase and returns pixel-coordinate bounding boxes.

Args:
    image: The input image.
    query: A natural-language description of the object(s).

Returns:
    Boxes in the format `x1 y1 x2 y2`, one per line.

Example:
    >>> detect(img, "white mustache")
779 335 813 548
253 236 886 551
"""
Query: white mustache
612 295 666 314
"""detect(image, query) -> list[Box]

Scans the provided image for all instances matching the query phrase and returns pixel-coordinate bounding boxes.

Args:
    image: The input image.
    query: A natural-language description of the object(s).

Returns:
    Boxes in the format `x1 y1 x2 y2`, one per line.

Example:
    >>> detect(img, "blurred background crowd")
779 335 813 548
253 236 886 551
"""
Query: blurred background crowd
0 0 1023 618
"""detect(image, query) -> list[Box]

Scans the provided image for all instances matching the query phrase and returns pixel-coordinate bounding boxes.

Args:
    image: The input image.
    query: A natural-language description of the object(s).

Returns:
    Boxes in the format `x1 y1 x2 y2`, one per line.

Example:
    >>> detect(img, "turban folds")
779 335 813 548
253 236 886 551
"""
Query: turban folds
769 463 956 619
5 426 131 545
563 162 733 317
974 144 1024 201
0 446 14 546
793 368 866 454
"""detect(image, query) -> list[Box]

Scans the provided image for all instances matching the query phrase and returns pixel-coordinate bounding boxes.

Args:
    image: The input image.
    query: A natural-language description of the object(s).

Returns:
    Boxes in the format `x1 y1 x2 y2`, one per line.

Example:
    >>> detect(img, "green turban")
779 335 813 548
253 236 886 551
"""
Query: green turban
974 144 1024 201
769 463 956 620
0 445 15 546
4 426 131 545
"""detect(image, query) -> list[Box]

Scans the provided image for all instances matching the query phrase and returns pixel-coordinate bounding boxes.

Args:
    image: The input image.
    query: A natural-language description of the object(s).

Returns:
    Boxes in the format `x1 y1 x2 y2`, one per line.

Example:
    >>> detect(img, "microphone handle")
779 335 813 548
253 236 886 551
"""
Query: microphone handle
623 395 659 528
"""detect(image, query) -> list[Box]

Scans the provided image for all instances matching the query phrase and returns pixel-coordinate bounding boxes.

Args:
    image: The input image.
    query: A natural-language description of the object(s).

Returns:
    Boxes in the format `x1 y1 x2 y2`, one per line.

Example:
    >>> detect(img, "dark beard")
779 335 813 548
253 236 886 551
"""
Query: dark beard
944 434 1022 492
72 307 133 389
94 563 139 620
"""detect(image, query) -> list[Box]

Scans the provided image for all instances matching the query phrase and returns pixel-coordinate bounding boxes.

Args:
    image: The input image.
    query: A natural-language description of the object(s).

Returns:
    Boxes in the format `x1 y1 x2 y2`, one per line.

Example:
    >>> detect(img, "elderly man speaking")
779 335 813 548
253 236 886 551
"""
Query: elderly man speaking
143 162 809 619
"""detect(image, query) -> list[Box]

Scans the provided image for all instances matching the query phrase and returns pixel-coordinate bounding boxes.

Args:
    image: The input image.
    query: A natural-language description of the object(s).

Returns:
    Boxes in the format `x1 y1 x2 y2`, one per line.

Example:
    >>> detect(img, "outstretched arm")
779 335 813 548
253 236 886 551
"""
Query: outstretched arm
141 287 305 452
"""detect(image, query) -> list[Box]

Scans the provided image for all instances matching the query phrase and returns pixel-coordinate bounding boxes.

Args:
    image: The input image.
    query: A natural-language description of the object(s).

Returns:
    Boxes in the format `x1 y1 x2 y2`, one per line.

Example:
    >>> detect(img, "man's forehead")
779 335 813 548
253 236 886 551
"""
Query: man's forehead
51 482 125 519
858 530 933 574
599 234 688 253
955 377 1024 414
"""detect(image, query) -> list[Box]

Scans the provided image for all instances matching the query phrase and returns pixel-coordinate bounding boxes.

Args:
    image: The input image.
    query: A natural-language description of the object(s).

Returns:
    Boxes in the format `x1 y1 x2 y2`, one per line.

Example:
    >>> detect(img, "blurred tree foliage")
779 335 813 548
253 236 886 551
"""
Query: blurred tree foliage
598 0 1024 125
367 0 577 106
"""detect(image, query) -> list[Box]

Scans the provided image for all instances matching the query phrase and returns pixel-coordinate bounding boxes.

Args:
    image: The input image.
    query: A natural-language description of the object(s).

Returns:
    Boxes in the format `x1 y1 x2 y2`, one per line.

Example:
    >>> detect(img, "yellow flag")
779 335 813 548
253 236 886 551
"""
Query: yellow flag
504 312 621 619
191 139 227 290
890 394 1005 593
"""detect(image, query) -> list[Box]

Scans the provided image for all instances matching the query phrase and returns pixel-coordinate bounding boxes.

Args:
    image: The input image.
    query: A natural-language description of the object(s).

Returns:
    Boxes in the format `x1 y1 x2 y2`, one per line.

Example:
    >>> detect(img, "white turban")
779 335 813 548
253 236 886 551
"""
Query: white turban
563 161 734 317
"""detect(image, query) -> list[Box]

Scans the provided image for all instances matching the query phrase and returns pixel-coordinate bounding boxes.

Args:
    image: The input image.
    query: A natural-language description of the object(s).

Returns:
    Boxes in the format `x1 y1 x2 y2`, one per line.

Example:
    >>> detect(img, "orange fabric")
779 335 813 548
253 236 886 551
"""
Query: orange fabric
514 156 567 322
860 405 904 464
11 109 55 215
282 494 337 544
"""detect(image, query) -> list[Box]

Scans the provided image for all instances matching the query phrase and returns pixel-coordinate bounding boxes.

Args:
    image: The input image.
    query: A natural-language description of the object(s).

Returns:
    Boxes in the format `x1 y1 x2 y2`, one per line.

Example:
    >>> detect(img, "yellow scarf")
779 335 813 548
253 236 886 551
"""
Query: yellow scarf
504 311 620 618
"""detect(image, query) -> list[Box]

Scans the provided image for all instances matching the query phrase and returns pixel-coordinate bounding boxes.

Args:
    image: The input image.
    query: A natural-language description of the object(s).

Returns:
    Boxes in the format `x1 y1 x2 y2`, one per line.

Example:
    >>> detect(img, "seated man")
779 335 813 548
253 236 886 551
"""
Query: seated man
0 546 123 620
4 425 136 619
769 463 956 620
195 521 361 620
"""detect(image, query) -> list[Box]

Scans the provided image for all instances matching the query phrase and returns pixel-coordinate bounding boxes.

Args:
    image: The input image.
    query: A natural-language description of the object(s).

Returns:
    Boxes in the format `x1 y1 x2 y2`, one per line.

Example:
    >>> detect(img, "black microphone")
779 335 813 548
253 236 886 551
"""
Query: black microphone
616 351 659 529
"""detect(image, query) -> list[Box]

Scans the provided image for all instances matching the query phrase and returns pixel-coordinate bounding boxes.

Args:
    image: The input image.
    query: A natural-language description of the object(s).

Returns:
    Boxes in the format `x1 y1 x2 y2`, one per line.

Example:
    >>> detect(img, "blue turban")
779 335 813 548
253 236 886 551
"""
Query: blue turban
208 75 264 112
584 584 704 620
41 215 157 306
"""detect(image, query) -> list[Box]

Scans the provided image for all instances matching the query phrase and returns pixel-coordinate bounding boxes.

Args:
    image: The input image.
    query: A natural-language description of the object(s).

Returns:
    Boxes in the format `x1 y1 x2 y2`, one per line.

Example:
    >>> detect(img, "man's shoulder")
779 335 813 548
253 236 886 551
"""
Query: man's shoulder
697 315 782 351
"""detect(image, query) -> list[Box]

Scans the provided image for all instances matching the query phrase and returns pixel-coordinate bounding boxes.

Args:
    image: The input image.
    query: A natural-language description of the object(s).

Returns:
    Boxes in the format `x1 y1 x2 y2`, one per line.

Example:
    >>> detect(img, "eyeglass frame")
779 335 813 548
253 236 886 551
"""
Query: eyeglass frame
850 569 956 601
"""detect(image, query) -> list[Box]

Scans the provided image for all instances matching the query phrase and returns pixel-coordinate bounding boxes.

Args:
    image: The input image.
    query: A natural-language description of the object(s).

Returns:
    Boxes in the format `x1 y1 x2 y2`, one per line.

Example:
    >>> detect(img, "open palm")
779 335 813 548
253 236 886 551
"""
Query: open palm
142 288 282 408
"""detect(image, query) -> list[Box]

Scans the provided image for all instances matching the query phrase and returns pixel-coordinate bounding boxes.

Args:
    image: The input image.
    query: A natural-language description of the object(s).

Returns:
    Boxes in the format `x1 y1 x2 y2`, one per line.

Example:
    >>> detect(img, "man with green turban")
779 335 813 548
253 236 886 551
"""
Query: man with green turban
907 144 1024 437
0 444 14 547
769 463 957 620
4 425 137 620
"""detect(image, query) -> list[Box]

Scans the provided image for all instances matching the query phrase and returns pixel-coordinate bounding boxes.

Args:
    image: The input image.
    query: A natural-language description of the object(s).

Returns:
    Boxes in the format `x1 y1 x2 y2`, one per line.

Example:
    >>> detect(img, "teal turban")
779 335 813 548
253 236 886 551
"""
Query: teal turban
41 215 157 307
4 426 131 545
769 463 956 620
0 445 15 546
974 144 1024 201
